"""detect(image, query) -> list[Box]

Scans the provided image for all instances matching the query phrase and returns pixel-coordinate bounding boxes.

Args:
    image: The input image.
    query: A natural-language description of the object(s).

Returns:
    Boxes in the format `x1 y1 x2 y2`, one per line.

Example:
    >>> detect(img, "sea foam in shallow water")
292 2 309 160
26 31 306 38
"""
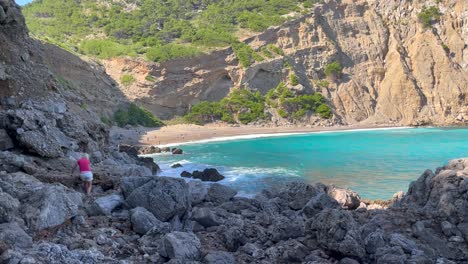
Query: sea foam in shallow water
151 127 468 200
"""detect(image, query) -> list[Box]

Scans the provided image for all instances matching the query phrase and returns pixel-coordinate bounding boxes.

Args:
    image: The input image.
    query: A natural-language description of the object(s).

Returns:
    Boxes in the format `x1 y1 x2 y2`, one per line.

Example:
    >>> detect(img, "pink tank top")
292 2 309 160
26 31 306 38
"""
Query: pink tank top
77 158 91 172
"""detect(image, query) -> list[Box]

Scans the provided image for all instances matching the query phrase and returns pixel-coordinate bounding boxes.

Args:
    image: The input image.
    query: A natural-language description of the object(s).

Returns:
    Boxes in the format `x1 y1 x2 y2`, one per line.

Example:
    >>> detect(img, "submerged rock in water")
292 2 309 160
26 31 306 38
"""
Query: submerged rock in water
171 163 183 168
172 148 183 155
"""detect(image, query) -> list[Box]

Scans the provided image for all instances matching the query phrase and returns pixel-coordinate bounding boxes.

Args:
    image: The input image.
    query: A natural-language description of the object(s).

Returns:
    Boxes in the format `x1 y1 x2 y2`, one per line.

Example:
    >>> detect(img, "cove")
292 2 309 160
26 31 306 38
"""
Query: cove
152 127 468 200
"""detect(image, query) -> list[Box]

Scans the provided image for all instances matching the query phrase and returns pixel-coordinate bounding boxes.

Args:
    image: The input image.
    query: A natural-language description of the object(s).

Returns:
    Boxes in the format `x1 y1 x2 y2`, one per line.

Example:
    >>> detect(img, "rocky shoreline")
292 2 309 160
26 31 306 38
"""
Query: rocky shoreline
1 138 467 263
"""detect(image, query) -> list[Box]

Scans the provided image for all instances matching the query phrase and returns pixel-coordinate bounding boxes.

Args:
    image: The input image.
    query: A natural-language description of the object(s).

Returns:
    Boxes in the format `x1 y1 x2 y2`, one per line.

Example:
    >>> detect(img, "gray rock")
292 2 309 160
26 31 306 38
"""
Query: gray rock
0 129 14 150
364 230 387 254
191 207 224 228
192 168 225 182
270 216 304 242
22 184 83 231
206 183 237 205
375 246 407 264
339 257 360 264
171 163 183 168
306 209 365 259
203 251 236 264
457 222 468 241
0 191 20 222
131 207 165 235
0 222 32 248
17 129 68 158
302 192 340 218
172 148 183 155
88 194 123 216
120 176 152 197
188 180 208 206
327 187 361 210
181 171 192 178
125 177 191 221
160 232 201 260
389 233 417 254
33 242 109 263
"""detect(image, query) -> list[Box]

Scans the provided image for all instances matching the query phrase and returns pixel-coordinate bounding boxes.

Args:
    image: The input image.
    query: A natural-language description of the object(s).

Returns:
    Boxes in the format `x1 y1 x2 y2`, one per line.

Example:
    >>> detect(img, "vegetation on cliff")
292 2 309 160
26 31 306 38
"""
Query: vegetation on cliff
114 103 164 127
185 85 332 125
184 89 266 125
23 0 316 65
418 6 441 28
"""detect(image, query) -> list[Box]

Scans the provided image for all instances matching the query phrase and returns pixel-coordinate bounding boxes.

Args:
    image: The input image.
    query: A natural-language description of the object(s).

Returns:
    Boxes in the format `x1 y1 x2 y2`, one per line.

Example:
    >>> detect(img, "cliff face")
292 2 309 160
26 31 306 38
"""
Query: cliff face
107 0 467 125
0 0 128 158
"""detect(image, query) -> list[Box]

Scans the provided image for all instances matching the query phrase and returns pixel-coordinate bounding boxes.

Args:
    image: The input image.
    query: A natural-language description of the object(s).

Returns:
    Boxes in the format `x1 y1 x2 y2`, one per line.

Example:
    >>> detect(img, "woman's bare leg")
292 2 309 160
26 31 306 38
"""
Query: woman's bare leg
87 181 93 195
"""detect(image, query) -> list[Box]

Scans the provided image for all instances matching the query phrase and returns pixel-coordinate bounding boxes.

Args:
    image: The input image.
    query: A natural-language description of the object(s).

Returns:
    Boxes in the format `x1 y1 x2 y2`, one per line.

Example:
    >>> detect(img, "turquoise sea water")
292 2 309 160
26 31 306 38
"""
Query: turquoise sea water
150 128 468 200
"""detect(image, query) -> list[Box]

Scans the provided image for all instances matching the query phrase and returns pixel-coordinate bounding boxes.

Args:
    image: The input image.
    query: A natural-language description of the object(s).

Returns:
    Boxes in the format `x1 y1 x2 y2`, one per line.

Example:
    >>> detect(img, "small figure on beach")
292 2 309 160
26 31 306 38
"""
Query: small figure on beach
71 153 93 195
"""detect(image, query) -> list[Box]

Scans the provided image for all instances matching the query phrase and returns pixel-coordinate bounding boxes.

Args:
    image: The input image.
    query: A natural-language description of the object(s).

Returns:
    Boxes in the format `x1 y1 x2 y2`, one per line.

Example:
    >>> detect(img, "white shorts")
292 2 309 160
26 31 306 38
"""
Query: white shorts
80 171 93 182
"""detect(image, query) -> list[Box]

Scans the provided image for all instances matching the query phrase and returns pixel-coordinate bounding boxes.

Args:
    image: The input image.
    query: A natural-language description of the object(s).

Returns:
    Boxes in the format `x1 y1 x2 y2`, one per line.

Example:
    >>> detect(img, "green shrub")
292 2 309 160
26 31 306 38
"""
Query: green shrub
261 47 274 58
146 44 201 63
184 89 267 125
145 75 156 82
267 44 284 56
232 42 260 68
184 101 226 125
100 116 112 126
278 109 288 118
290 74 299 86
113 109 128 127
113 103 164 127
56 76 74 90
317 80 330 88
267 82 330 120
292 109 306 119
284 60 292 69
324 61 343 78
441 44 449 52
418 6 441 28
80 40 132 59
121 74 135 87
316 103 332 119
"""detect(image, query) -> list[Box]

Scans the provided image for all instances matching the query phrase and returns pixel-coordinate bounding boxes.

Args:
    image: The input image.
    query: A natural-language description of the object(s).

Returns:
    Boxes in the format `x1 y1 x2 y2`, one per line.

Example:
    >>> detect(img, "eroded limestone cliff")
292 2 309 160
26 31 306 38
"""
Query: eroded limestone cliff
106 0 467 125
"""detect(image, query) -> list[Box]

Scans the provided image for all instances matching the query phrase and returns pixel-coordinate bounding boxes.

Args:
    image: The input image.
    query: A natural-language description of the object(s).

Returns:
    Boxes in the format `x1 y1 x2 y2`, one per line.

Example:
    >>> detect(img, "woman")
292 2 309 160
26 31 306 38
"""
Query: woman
72 153 93 195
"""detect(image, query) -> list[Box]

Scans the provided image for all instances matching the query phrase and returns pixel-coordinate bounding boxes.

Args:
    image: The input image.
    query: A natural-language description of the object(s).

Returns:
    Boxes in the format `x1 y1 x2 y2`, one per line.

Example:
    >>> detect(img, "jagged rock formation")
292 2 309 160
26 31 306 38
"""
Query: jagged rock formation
0 0 132 159
2 153 467 263
107 0 467 125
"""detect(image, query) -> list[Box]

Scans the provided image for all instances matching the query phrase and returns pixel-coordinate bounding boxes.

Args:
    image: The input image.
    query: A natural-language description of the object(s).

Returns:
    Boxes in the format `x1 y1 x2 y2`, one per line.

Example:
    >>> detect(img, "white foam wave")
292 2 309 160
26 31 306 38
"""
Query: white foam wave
156 126 413 147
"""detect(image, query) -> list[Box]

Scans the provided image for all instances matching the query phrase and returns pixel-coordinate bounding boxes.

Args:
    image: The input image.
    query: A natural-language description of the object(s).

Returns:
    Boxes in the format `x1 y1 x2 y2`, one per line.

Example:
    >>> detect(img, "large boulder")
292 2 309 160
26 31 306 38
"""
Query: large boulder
327 187 361 210
87 194 123 216
0 222 32 249
192 168 225 182
172 148 183 155
302 192 340 218
120 176 153 197
188 180 208 206
139 146 161 155
130 206 170 235
125 177 191 221
0 191 20 223
22 185 83 231
0 129 14 150
206 183 237 205
191 207 225 228
306 209 365 259
137 156 161 174
118 144 139 158
160 232 202 261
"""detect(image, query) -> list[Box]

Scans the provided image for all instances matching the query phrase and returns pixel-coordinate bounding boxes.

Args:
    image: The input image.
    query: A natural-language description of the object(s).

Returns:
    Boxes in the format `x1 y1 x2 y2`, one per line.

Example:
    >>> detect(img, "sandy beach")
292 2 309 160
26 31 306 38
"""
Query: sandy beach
111 123 406 147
